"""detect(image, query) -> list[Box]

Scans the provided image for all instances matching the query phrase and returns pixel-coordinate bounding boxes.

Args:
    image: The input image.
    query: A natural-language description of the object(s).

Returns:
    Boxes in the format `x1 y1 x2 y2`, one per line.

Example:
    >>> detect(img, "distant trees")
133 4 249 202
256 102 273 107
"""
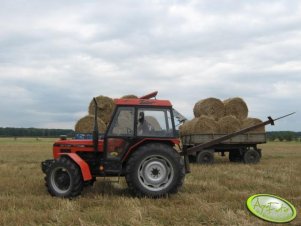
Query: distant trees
0 127 74 137
267 131 300 142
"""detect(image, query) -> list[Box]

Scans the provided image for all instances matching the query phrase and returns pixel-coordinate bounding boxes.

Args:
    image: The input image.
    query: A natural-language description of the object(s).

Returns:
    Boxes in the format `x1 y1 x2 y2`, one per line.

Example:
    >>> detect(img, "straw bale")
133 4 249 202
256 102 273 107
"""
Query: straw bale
88 95 115 125
193 98 225 120
191 116 220 134
145 116 161 131
179 118 198 136
121 94 138 99
241 117 265 133
223 97 248 120
75 115 106 133
218 115 241 134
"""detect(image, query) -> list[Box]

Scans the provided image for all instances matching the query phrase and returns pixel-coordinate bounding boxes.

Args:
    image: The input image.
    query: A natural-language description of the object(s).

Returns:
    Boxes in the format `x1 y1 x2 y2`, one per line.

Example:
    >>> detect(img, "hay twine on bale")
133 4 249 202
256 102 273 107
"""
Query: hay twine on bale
223 97 248 121
218 115 241 134
242 117 265 133
193 98 225 120
75 115 106 133
121 94 138 99
88 95 115 125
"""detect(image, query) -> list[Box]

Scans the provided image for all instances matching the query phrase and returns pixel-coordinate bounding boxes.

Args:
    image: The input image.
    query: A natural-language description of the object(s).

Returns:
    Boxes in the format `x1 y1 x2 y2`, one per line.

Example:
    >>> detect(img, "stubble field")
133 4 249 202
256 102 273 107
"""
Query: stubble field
0 138 300 226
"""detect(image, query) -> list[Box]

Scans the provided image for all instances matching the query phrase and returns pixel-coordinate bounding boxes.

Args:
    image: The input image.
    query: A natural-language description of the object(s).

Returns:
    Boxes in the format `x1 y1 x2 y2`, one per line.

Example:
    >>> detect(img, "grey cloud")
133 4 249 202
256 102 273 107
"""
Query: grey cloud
0 0 300 130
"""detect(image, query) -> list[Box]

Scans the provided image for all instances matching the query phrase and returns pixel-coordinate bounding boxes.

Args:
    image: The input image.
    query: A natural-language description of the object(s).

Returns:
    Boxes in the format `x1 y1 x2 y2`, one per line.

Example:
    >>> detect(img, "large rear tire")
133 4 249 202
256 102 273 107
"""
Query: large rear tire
125 143 185 198
45 157 84 198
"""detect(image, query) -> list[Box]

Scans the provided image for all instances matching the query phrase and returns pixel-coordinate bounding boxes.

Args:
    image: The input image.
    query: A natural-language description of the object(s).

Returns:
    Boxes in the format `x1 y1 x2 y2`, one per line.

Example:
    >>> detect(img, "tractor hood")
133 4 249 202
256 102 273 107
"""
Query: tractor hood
53 139 104 158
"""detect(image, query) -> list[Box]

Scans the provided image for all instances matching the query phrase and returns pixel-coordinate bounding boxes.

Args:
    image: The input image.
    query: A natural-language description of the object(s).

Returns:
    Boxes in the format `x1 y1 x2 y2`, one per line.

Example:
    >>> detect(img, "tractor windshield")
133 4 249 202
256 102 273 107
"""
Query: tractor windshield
137 108 175 137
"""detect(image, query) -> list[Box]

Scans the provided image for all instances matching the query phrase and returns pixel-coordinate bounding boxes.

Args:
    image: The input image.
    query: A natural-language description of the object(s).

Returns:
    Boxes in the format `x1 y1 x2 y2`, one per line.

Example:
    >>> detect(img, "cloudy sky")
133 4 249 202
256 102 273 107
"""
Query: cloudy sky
0 0 300 131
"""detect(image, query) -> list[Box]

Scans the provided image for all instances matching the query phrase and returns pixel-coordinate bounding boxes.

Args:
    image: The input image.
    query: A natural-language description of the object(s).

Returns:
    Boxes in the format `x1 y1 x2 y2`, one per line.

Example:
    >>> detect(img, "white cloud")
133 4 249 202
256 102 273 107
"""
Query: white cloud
0 0 300 130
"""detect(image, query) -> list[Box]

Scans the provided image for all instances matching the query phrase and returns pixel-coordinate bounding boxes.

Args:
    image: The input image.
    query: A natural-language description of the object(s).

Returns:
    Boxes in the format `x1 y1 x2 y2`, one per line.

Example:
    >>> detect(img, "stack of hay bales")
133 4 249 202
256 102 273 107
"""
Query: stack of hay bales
180 97 265 136
75 94 140 134
75 115 107 133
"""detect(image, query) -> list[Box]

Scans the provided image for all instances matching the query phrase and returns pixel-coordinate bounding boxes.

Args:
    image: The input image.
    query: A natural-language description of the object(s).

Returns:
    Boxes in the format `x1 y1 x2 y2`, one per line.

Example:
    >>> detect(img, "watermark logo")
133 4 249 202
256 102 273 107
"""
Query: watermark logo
247 194 297 223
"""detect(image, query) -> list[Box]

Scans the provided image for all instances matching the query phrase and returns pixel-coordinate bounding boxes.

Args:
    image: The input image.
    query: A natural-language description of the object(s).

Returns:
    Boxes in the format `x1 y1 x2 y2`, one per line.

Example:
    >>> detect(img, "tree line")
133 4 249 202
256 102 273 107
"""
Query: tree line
0 127 74 137
0 127 300 141
266 131 301 142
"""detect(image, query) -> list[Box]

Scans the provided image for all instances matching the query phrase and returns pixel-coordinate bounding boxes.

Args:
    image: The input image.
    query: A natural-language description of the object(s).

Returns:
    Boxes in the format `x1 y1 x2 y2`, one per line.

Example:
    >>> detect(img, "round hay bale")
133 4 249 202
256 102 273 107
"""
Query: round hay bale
179 118 198 136
223 97 248 120
145 116 161 131
112 115 133 135
88 95 115 125
121 94 138 99
193 98 225 120
218 115 241 134
75 115 106 133
191 116 220 134
242 117 265 133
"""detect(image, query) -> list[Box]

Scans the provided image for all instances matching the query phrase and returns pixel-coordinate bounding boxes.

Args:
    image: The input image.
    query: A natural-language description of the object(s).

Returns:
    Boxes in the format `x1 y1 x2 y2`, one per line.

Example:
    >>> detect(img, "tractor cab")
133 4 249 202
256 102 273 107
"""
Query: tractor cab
104 97 179 160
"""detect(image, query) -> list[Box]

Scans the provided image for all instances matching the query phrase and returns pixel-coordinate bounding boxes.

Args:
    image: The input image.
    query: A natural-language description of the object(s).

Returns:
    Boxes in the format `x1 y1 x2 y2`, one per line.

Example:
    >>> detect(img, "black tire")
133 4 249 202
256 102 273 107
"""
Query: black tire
125 143 185 198
243 149 260 164
45 157 84 198
229 151 242 162
196 150 214 164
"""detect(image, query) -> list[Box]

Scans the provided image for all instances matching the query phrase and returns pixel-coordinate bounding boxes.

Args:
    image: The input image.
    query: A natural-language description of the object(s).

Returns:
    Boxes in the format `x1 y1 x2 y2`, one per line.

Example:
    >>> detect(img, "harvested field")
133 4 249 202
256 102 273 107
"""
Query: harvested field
0 138 300 226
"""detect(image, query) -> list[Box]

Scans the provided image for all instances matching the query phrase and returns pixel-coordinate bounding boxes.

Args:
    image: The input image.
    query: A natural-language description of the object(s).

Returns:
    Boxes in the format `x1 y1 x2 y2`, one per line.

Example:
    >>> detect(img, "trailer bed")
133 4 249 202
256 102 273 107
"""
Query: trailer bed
181 133 266 146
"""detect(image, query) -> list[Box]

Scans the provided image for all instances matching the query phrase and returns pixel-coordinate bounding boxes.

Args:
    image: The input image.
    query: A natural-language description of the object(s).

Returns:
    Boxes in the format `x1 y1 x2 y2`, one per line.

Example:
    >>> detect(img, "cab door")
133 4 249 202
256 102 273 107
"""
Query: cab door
104 106 135 161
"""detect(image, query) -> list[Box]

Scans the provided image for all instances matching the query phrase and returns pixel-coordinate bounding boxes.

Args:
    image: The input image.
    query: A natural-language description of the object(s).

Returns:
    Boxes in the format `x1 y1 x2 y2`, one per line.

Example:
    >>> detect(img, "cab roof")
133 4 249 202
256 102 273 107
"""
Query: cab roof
114 98 172 107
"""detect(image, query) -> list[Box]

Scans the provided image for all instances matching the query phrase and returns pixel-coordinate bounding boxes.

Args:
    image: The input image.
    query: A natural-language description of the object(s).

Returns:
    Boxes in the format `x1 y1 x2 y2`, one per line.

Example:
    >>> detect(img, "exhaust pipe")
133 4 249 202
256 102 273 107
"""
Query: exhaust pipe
93 98 99 152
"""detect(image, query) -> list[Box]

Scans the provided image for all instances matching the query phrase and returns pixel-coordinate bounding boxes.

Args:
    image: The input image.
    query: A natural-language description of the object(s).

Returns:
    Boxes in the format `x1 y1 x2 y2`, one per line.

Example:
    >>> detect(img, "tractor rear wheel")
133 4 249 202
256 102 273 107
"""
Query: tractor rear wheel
125 143 185 198
45 157 84 198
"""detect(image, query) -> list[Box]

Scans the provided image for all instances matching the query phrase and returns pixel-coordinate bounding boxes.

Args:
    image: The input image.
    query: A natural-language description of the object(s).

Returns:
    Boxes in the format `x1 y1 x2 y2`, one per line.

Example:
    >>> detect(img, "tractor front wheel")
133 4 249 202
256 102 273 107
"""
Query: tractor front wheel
45 157 84 198
125 143 185 198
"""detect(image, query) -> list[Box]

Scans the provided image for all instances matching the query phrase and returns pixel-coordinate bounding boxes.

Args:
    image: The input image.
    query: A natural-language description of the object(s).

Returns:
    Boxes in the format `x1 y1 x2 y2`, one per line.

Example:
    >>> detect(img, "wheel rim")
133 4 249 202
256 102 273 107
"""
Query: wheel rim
138 155 174 192
50 167 72 194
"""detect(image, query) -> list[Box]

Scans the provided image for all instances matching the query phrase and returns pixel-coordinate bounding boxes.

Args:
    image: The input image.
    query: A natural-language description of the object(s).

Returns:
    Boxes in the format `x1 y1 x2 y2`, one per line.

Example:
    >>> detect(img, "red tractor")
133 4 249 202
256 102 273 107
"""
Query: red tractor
42 91 292 198
42 92 187 198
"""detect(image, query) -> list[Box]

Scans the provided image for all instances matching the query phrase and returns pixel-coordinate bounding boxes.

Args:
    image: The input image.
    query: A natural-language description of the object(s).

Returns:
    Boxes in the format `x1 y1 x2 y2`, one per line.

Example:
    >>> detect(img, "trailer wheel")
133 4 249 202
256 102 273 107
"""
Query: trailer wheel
229 151 242 162
243 149 260 164
125 143 185 198
45 157 84 198
196 150 214 164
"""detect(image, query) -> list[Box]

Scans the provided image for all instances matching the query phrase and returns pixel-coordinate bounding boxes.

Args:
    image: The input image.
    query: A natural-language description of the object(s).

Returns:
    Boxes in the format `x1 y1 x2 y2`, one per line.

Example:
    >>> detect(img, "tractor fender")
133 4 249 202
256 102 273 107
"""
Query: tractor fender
122 138 179 162
59 153 92 181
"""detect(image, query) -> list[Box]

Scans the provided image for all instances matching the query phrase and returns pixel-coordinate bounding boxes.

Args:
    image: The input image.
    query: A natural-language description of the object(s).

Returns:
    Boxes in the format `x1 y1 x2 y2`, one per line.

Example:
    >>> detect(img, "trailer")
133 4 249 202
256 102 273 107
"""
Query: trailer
181 133 266 164
180 113 295 166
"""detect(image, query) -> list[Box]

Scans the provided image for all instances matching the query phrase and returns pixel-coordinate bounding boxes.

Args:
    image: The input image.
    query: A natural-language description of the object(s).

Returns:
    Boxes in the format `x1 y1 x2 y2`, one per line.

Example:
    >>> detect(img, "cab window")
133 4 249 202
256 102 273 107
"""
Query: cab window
108 107 134 136
137 108 174 137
